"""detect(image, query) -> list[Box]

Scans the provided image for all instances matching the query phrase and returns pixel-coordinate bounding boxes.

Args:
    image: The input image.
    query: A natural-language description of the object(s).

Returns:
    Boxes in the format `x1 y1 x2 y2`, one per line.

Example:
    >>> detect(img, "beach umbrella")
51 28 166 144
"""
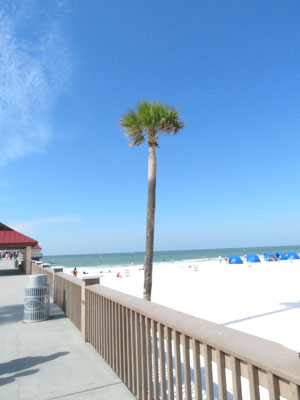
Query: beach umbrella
287 251 299 260
228 255 243 264
246 254 260 263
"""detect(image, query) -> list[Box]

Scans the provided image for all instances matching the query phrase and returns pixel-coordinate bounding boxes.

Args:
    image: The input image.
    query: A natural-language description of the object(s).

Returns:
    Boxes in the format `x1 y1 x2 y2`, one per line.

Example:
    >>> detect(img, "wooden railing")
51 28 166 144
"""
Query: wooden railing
31 262 43 275
85 284 300 400
43 267 54 298
31 263 55 298
53 272 82 330
31 262 300 399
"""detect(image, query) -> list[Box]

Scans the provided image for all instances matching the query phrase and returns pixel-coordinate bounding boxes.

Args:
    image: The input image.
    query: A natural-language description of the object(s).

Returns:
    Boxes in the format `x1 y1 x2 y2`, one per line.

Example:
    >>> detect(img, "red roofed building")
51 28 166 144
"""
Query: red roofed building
32 243 43 261
0 222 39 274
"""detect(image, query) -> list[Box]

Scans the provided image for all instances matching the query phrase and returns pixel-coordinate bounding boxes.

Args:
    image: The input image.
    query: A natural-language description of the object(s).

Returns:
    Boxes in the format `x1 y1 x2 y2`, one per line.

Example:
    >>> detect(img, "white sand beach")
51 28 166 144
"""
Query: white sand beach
63 258 300 352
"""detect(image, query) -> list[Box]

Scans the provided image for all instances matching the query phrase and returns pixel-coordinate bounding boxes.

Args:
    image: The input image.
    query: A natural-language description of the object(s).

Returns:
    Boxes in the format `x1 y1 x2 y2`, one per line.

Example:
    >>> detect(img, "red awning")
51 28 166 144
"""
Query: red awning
0 222 38 247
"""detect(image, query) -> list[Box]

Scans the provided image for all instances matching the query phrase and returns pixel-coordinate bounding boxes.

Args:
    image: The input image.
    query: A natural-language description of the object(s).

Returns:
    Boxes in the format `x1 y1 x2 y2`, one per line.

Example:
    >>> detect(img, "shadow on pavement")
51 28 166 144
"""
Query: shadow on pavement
0 304 24 325
0 269 23 277
0 352 69 376
0 368 39 387
49 304 67 320
0 303 67 325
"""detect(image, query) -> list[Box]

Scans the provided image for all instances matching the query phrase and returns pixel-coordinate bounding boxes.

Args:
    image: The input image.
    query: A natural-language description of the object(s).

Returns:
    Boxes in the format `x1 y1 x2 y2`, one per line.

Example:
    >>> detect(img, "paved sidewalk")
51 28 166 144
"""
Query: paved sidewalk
0 261 136 400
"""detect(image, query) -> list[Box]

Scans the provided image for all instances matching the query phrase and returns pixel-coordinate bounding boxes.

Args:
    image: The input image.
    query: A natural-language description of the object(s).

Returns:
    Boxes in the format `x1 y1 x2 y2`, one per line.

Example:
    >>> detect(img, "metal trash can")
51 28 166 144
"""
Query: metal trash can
24 274 50 323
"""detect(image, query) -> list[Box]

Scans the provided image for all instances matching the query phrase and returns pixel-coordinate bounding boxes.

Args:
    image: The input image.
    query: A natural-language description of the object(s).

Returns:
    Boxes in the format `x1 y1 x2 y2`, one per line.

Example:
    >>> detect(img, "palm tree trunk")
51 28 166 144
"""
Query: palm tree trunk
143 144 157 301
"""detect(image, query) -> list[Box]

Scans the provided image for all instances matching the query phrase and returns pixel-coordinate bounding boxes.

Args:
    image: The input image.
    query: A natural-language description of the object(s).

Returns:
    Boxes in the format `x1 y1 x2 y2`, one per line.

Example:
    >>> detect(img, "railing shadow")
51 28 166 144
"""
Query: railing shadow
0 269 23 277
0 303 67 325
0 352 69 376
222 300 300 326
158 343 234 400
0 304 24 325
189 365 233 400
49 304 67 320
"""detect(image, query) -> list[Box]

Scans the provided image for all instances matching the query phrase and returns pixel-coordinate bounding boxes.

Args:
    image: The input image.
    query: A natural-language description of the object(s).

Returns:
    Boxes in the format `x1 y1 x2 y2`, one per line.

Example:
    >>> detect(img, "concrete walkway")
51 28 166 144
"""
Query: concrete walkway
0 260 136 400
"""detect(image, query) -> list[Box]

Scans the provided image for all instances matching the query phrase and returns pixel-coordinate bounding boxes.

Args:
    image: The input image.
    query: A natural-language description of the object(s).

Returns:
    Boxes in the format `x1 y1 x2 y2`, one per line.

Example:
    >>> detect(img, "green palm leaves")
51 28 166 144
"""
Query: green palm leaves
120 101 184 147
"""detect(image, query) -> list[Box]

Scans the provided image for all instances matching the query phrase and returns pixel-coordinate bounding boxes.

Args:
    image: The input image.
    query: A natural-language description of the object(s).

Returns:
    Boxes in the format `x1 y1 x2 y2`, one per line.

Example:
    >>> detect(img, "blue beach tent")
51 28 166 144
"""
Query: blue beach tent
264 252 274 261
228 255 243 264
278 252 288 260
287 251 299 260
246 254 260 263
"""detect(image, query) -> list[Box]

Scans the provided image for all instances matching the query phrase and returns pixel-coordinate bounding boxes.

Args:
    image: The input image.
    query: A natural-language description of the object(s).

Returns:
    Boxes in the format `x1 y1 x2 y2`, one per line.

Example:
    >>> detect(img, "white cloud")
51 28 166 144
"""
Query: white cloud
0 0 71 166
11 214 78 236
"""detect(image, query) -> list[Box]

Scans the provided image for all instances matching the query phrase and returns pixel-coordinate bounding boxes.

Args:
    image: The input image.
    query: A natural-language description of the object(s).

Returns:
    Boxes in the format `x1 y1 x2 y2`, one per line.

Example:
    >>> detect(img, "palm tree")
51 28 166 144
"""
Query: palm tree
120 101 184 301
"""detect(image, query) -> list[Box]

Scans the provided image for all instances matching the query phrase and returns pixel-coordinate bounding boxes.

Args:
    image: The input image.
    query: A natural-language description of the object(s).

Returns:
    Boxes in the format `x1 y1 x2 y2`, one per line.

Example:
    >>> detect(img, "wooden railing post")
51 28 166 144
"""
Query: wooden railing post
35 261 42 273
31 261 36 274
52 267 63 300
81 277 100 341
24 246 32 275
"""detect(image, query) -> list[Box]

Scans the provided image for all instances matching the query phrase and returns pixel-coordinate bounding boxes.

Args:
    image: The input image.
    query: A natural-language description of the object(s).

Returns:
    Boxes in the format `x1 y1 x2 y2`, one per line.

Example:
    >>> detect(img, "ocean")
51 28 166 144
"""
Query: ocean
42 244 300 269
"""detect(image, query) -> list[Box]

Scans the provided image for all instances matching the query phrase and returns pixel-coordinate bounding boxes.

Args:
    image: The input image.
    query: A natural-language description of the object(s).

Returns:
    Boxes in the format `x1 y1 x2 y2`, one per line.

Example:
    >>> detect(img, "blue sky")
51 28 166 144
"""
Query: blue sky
1 0 300 255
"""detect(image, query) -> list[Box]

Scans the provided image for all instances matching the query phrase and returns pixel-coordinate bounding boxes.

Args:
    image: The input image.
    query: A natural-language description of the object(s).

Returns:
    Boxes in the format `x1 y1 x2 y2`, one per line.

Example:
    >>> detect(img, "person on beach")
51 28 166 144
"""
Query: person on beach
219 255 222 264
72 268 78 277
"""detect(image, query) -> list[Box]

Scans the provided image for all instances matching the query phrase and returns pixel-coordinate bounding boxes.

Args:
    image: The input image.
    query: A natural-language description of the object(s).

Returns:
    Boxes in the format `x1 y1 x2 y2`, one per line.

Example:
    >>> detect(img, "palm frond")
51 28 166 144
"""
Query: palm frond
159 106 184 134
120 110 139 130
137 101 152 127
129 132 145 147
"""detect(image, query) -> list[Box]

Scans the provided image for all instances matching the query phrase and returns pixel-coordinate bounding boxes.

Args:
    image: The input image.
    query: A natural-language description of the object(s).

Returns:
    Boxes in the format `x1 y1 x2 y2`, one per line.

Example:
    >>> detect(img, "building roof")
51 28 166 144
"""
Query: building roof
32 244 42 250
0 222 38 248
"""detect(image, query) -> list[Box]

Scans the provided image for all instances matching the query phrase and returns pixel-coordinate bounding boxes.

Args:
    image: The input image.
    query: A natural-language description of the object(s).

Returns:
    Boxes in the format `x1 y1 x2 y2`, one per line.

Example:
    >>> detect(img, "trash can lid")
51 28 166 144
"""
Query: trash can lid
27 274 47 287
